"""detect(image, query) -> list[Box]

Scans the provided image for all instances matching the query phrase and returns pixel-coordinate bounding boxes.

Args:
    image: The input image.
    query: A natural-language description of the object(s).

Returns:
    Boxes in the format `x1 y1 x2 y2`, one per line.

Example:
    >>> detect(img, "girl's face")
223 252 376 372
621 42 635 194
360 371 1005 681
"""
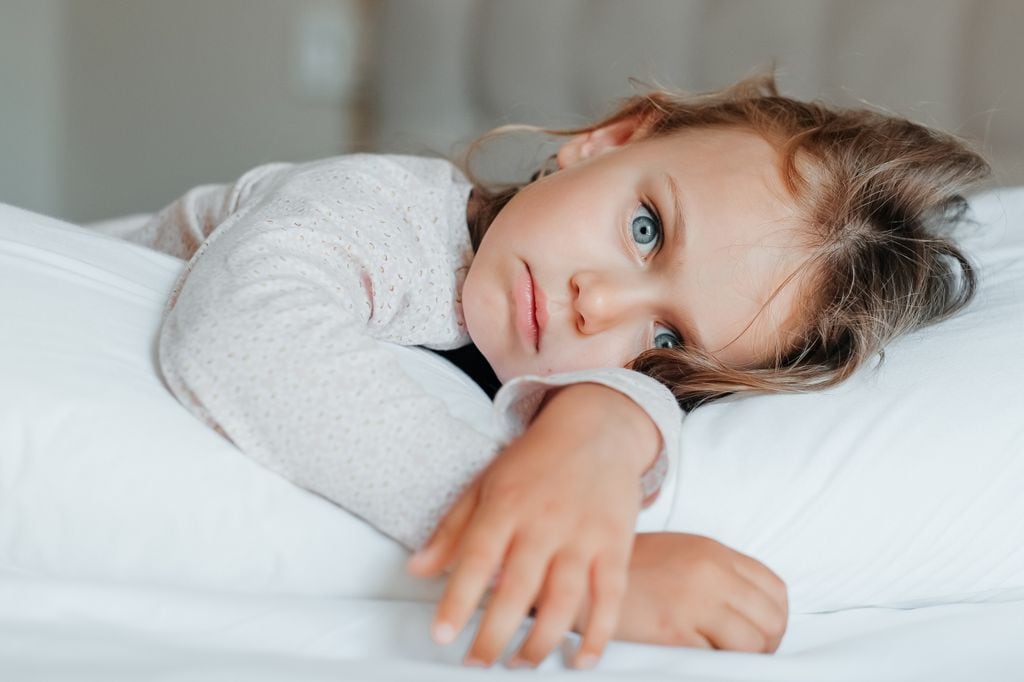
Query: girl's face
461 120 813 383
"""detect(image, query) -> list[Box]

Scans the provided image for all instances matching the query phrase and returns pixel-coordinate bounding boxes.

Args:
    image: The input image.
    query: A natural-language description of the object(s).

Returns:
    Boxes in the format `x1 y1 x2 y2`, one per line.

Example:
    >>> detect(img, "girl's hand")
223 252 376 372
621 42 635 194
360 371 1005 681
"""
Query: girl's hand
406 383 661 670
577 532 788 654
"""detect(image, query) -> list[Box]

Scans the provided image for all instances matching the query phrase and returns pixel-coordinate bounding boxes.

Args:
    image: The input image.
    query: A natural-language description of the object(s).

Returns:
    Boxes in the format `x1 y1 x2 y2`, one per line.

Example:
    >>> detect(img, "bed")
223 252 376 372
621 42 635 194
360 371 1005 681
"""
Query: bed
1 190 1023 680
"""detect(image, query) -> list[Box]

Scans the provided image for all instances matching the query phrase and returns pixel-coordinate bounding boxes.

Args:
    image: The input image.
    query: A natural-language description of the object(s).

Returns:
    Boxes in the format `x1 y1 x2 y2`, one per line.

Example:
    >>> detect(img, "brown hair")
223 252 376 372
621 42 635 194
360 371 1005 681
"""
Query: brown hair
459 73 990 411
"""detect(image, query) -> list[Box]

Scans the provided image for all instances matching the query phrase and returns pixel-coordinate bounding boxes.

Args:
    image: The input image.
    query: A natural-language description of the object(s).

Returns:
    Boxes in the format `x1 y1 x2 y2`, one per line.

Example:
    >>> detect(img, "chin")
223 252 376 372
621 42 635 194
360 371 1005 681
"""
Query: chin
487 354 525 384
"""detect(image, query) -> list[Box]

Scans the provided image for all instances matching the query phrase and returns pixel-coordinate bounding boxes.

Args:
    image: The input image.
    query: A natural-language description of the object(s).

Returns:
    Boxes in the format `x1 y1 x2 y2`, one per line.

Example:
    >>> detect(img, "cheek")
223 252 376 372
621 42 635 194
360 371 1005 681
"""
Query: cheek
500 182 580 243
461 262 493 340
541 339 637 374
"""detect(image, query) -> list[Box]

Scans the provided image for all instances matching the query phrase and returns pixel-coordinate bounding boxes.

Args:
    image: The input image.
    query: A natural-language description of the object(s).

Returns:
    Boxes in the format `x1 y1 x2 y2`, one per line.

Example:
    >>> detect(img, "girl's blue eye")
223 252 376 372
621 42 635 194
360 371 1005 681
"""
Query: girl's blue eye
653 323 682 350
631 203 661 257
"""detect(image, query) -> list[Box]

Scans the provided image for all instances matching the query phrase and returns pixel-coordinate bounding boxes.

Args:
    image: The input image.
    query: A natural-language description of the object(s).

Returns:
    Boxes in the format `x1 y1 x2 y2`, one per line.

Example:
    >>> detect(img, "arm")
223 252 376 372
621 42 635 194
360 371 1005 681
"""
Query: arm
157 155 506 551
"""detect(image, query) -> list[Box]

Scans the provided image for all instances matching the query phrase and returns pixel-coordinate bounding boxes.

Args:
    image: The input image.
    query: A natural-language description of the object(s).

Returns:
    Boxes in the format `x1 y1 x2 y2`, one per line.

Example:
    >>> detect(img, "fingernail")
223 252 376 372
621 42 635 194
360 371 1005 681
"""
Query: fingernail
432 621 456 645
575 653 598 670
464 656 487 668
506 656 529 669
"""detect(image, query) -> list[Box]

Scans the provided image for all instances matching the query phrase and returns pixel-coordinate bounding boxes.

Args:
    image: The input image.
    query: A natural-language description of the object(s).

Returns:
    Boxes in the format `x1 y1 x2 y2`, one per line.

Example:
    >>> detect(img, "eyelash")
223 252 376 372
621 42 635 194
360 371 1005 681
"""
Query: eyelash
629 201 684 350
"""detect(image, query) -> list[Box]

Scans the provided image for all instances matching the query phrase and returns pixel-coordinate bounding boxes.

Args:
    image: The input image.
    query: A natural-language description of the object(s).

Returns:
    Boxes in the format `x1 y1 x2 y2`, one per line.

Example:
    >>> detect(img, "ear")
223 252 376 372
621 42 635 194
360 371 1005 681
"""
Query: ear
556 114 648 169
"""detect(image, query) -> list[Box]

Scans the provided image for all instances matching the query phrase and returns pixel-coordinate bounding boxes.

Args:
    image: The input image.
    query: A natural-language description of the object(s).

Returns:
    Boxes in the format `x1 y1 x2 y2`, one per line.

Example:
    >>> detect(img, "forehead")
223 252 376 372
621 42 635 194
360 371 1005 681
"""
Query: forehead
642 125 785 178
639 127 812 366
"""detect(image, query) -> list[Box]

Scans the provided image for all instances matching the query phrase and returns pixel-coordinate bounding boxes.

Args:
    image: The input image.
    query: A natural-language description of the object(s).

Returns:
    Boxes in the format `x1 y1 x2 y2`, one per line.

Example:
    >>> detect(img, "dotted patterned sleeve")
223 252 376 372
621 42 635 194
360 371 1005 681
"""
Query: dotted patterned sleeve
155 155 505 551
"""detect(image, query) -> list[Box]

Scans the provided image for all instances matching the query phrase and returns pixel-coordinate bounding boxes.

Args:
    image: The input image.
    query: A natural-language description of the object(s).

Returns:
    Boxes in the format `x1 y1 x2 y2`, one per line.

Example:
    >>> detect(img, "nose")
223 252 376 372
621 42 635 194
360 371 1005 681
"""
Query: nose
571 270 649 335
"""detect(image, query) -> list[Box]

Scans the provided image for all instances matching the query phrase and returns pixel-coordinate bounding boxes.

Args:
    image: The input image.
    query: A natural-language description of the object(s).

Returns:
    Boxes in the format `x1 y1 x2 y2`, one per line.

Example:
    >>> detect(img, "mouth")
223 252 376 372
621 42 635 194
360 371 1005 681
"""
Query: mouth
515 262 543 352
533 270 548 347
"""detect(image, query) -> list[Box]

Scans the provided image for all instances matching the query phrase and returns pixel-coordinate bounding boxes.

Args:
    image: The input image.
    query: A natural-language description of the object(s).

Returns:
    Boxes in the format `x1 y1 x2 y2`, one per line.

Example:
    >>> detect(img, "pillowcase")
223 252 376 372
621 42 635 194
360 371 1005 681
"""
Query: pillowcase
2 189 1022 614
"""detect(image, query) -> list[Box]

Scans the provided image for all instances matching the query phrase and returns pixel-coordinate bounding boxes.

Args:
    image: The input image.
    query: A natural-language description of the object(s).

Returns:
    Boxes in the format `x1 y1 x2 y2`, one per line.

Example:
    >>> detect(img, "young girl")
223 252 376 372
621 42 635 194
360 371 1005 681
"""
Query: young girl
123 73 988 670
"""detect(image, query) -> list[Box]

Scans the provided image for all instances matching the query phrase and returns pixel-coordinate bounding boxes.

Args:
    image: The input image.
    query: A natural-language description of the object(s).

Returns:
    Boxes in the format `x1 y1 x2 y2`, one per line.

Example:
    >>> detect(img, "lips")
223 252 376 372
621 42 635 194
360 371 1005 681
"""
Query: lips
515 262 543 352
533 272 548 344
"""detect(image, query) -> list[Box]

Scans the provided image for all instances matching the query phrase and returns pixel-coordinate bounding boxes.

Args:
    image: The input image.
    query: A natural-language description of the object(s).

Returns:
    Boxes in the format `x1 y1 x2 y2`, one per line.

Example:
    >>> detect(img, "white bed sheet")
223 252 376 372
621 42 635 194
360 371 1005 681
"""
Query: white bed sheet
2 570 1022 681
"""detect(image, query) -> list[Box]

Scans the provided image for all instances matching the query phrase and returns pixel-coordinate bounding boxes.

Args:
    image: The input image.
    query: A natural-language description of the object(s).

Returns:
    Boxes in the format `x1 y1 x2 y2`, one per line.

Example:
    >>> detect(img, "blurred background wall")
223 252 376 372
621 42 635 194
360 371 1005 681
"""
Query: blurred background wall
1 0 1022 223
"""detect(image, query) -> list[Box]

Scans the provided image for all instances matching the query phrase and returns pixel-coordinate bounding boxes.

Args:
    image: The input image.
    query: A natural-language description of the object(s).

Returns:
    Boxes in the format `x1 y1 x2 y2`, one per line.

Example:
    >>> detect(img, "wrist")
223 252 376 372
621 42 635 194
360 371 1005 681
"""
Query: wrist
537 383 662 474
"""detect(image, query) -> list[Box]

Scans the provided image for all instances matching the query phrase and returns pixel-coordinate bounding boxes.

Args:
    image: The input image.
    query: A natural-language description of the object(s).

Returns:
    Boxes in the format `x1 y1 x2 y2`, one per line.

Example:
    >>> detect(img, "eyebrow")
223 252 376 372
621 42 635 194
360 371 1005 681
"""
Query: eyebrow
664 172 686 254
661 172 704 349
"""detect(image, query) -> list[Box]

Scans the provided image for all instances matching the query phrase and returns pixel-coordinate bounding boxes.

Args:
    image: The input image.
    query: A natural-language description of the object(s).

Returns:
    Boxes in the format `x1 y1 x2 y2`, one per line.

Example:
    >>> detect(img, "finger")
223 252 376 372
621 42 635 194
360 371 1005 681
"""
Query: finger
510 551 588 668
407 479 480 577
464 536 551 666
699 604 771 653
431 514 513 646
668 628 714 649
732 554 788 613
725 573 789 652
574 554 629 670
731 555 789 648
